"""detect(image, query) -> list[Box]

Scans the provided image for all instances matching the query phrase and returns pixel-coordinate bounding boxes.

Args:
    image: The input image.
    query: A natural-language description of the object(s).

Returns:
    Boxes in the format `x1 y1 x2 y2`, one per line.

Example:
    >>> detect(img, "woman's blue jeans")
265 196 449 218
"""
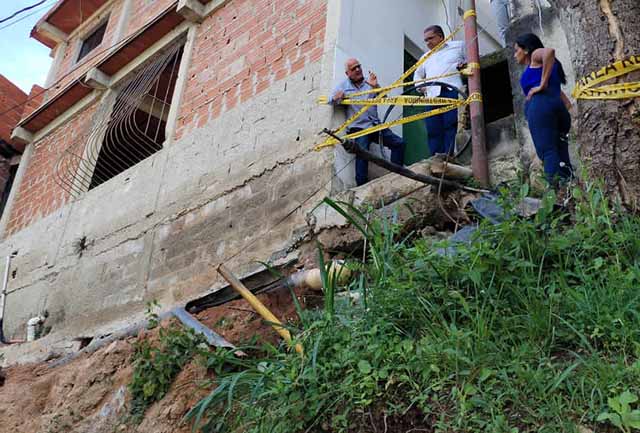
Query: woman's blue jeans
525 93 573 184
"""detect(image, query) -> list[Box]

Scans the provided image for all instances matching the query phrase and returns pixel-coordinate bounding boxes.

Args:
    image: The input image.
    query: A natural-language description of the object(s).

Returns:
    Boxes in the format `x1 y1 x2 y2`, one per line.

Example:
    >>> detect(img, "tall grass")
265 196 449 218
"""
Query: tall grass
186 185 640 433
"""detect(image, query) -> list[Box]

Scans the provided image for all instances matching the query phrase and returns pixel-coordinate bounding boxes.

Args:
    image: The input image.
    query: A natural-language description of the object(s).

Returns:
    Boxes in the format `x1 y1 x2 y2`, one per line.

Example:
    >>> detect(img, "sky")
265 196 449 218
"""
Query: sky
0 0 56 93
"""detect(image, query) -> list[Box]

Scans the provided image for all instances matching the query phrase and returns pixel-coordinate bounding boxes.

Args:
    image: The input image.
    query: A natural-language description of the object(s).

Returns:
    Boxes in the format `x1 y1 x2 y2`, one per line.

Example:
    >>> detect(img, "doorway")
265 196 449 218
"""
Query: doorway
402 49 429 165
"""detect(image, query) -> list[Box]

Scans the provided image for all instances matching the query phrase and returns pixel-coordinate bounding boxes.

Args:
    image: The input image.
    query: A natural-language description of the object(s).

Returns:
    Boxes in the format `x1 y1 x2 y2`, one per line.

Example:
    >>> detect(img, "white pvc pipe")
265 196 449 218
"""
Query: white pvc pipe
0 255 12 325
27 316 44 342
285 261 352 290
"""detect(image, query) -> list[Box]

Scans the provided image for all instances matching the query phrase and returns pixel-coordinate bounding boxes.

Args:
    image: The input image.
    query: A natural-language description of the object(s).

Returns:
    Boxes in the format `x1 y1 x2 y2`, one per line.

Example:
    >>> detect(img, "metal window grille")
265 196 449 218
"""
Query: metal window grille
55 41 184 198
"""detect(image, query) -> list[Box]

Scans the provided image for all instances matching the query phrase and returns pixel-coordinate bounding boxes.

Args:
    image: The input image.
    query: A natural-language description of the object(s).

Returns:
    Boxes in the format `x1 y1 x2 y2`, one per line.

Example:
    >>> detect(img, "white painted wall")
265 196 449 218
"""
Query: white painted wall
331 0 447 187
333 0 446 101
333 0 502 93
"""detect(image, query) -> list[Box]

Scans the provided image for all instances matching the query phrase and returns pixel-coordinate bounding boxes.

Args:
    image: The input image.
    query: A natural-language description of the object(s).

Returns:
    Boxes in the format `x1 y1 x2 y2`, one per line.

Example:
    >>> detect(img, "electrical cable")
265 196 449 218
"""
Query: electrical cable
0 0 48 24
0 0 56 31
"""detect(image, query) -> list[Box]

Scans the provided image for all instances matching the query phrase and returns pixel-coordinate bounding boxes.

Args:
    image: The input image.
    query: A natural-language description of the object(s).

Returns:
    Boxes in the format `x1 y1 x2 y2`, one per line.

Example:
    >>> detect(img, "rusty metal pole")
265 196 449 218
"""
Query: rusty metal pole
463 0 490 187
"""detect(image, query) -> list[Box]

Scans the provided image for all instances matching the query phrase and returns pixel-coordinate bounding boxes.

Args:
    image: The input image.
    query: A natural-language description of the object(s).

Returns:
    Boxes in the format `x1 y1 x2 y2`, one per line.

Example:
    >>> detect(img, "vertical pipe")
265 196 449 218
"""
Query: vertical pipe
464 0 490 187
0 256 12 323
0 255 13 344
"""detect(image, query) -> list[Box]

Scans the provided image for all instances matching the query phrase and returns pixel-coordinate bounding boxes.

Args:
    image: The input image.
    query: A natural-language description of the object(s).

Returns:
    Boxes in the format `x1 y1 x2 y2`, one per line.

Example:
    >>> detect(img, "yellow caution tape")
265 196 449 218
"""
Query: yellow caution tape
573 55 640 100
319 95 460 107
317 67 477 105
320 24 464 147
463 9 477 19
314 93 482 151
467 92 483 103
466 62 480 72
576 83 640 100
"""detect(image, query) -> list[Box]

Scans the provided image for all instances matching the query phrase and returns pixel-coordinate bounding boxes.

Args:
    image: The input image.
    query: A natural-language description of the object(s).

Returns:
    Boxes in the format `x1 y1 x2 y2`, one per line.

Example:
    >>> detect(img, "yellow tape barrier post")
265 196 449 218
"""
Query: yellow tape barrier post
573 55 640 100
463 0 489 186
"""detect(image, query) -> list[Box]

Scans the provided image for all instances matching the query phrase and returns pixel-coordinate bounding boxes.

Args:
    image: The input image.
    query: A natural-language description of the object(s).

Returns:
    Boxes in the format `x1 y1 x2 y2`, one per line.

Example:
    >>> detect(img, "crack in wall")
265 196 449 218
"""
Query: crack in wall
85 148 316 257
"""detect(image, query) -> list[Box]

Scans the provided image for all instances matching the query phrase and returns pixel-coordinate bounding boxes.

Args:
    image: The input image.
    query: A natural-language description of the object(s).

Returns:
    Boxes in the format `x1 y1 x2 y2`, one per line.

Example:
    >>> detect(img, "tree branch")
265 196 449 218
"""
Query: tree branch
599 0 625 60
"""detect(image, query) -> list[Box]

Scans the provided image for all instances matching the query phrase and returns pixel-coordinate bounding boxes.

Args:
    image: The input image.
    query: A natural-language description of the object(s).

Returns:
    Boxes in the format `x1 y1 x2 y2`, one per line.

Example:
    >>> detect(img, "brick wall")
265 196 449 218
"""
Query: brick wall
0 74 28 145
174 0 327 139
49 1 125 95
124 0 177 39
7 0 328 235
40 0 185 117
5 101 99 235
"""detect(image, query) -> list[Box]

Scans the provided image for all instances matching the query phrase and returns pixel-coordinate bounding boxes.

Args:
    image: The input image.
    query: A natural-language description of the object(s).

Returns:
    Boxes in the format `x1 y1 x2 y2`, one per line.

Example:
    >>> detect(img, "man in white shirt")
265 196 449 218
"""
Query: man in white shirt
414 25 466 156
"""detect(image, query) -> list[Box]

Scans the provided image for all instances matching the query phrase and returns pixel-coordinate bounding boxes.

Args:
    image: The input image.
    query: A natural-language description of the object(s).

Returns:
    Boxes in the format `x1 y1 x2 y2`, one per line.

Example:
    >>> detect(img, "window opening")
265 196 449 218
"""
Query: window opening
88 44 183 190
78 21 108 62
54 42 184 196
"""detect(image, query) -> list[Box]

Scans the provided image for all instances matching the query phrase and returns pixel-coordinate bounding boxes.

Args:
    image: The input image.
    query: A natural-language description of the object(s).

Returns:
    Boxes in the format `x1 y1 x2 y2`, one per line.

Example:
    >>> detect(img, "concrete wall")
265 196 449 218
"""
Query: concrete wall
0 63 333 341
0 0 338 342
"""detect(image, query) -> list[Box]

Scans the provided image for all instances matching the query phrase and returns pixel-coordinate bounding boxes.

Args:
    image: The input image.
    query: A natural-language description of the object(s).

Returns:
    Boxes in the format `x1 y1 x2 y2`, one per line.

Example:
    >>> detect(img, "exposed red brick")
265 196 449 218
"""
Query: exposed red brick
5 100 98 235
10 0 329 232
175 0 327 138
0 75 28 146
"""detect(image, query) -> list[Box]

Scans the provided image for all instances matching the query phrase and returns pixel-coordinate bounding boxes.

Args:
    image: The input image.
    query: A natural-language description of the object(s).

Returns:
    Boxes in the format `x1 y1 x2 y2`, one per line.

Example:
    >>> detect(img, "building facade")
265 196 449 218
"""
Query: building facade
0 0 567 344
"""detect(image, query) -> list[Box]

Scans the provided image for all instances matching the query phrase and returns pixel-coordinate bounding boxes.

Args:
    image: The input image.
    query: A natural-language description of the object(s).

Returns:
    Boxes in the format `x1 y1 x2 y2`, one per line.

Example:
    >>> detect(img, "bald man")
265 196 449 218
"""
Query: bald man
331 58 404 186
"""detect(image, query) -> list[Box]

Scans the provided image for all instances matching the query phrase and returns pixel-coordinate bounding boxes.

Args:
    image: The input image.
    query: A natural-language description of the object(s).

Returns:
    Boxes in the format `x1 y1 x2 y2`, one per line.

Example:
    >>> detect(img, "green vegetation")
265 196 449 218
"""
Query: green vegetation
182 183 640 432
597 391 640 433
128 302 205 423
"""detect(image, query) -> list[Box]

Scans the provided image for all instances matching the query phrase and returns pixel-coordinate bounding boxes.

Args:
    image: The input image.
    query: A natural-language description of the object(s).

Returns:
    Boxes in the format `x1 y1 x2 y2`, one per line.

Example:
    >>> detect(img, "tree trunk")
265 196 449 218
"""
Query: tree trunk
552 0 640 209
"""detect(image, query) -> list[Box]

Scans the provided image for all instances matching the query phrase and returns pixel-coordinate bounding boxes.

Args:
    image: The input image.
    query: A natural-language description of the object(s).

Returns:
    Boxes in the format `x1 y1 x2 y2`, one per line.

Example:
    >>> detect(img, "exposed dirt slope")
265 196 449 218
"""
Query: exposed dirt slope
0 286 311 433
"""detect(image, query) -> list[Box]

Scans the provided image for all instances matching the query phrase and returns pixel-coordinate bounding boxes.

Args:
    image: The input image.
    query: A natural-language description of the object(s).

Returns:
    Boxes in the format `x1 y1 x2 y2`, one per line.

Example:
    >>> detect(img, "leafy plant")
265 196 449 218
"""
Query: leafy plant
598 391 640 432
128 303 205 423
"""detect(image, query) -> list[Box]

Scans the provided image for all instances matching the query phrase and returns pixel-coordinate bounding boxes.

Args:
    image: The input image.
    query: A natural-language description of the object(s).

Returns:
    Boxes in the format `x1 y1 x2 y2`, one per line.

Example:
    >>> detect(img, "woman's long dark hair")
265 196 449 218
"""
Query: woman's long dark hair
516 33 567 85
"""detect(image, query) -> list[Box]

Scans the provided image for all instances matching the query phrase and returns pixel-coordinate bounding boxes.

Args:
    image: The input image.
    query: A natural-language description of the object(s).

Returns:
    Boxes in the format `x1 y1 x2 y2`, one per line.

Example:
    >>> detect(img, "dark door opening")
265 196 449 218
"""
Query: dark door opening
480 59 514 123
0 163 18 219
403 50 430 165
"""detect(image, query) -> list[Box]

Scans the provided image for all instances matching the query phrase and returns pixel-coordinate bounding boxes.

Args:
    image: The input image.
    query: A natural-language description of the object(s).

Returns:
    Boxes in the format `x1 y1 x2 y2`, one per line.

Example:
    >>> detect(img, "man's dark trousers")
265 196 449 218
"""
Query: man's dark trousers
424 88 458 156
348 128 405 186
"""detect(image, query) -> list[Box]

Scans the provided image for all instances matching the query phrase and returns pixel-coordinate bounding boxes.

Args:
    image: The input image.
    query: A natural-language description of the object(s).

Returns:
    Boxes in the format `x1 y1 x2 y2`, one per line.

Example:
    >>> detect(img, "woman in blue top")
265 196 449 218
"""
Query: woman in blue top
515 33 573 185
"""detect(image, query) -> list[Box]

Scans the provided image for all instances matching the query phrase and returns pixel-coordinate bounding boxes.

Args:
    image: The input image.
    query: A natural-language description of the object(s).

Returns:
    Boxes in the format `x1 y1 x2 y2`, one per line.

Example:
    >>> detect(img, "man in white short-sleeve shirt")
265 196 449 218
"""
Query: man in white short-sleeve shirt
414 25 466 156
